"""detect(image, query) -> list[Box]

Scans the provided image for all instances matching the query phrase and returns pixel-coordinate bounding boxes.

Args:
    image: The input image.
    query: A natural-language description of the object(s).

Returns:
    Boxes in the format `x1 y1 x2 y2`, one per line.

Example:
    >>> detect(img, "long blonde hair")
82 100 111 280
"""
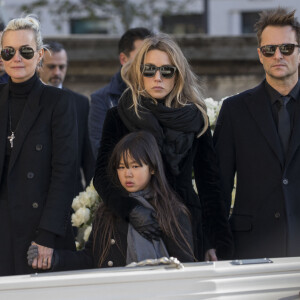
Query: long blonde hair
121 33 209 136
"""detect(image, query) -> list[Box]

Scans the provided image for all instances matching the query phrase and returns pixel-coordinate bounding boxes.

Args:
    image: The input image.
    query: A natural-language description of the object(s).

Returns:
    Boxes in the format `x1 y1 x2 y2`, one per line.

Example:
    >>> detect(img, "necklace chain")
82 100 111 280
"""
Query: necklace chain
7 100 15 148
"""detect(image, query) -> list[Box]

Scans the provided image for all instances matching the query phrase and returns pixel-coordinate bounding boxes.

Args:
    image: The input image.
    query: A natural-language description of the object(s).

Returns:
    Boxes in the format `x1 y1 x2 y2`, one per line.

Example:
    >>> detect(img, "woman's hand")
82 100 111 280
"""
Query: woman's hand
29 242 54 270
129 205 162 241
205 248 218 261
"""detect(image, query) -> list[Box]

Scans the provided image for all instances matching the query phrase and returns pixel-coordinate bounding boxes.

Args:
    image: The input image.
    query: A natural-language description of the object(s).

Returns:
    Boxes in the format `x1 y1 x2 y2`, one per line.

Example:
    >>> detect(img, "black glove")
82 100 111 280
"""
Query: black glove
27 244 39 266
129 205 162 241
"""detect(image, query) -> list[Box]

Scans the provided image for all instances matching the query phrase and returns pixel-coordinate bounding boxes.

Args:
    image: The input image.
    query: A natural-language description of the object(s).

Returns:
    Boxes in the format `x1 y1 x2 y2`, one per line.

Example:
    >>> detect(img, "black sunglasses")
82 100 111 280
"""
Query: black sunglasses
141 64 177 79
1 46 36 61
260 43 300 57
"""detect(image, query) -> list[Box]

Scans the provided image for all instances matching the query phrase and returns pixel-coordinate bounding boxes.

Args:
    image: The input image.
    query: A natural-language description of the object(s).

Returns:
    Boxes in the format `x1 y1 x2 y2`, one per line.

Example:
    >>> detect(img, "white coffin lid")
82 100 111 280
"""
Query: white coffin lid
0 257 299 299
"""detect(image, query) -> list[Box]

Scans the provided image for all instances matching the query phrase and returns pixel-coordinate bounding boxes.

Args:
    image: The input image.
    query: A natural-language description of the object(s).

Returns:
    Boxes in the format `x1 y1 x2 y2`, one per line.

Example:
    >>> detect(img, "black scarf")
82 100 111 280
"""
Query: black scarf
118 90 204 175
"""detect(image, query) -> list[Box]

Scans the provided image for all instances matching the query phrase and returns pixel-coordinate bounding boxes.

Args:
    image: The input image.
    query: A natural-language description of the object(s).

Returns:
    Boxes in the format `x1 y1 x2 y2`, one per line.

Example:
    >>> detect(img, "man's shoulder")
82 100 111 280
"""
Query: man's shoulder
63 87 89 102
223 82 264 106
91 83 111 100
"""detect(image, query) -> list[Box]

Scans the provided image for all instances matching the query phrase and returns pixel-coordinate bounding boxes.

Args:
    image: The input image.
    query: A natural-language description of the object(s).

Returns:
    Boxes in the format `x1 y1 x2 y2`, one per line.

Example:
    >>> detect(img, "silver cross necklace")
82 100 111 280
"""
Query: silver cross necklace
7 102 15 148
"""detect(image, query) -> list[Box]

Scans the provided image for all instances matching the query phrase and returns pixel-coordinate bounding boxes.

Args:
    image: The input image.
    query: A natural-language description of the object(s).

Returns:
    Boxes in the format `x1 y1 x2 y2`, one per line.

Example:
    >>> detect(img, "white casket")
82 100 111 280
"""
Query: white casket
0 257 299 299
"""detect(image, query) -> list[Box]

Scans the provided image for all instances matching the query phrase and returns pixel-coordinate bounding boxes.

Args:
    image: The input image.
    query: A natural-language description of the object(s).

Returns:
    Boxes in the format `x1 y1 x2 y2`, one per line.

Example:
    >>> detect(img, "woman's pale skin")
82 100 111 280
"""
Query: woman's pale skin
1 29 43 83
2 29 52 270
143 49 175 100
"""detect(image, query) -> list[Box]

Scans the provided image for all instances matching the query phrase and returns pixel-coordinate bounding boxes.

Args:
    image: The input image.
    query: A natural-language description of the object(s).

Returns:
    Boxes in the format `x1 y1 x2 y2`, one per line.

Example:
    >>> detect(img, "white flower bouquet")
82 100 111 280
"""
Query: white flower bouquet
71 180 101 249
204 97 227 131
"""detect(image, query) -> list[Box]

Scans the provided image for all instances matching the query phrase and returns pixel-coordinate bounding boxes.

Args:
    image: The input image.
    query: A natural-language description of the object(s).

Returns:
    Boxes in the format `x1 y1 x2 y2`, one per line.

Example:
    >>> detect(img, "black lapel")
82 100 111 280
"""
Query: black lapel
0 84 9 182
285 98 300 168
8 79 45 173
244 81 284 167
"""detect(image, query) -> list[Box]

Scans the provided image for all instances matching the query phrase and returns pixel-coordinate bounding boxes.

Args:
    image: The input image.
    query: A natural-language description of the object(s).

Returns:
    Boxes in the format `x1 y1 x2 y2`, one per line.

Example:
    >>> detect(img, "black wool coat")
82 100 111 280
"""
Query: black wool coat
53 209 194 271
213 80 300 259
93 107 233 261
63 88 95 195
0 78 77 275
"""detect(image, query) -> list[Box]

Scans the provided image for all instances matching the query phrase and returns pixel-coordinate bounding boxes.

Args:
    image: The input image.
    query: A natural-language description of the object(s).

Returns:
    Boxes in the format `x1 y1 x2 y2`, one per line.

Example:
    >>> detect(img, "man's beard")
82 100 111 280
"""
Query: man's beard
49 76 62 87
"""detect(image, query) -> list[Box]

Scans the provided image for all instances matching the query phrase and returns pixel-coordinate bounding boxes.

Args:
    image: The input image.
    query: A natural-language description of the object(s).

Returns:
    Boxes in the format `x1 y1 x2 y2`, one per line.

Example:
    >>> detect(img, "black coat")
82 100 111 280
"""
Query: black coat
0 78 77 275
93 107 233 261
64 88 95 195
53 209 194 271
213 81 300 259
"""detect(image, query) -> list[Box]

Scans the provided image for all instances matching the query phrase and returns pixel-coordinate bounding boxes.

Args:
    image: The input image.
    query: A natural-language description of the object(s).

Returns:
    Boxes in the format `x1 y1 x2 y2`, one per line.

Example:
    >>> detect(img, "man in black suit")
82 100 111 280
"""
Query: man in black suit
213 8 300 259
39 42 94 195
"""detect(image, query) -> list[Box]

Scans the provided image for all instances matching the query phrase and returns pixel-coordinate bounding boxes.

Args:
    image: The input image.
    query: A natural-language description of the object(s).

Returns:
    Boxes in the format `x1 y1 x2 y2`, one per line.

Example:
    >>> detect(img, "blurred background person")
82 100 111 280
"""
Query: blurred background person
39 41 94 195
88 27 151 159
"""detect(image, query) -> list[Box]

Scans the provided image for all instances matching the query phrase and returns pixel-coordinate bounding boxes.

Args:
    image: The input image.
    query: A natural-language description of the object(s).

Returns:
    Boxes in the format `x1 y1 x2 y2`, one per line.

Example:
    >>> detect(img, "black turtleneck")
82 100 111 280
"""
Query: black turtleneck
6 73 38 154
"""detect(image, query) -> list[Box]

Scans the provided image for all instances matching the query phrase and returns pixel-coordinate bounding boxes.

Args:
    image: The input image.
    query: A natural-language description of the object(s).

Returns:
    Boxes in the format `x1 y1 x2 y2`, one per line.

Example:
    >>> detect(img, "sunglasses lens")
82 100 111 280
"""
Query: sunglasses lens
1 48 15 61
261 45 276 57
20 46 35 59
160 66 176 78
141 65 156 77
141 64 176 78
279 44 295 55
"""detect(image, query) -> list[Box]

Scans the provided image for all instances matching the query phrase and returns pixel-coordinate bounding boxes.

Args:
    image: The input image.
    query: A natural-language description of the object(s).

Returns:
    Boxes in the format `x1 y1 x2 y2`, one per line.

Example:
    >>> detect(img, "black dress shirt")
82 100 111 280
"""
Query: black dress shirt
265 80 300 131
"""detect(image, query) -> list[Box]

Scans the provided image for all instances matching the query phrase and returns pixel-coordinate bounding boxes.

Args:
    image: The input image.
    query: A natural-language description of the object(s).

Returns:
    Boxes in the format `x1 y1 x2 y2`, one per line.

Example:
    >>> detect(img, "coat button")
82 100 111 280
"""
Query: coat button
35 144 43 151
107 261 113 267
32 202 39 209
27 172 34 179
283 179 288 185
274 212 280 218
110 239 116 245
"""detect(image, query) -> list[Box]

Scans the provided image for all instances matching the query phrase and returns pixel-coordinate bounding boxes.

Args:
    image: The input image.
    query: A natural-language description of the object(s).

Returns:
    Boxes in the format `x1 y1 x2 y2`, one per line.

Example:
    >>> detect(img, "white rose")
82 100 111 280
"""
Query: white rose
72 195 82 211
207 107 216 125
83 225 92 242
71 207 90 227
204 98 217 109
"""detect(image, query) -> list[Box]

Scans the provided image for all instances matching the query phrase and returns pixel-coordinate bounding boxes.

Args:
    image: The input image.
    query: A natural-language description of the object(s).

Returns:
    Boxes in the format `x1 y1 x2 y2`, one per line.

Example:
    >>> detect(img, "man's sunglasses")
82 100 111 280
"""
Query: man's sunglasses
1 46 36 61
260 43 300 57
141 64 177 79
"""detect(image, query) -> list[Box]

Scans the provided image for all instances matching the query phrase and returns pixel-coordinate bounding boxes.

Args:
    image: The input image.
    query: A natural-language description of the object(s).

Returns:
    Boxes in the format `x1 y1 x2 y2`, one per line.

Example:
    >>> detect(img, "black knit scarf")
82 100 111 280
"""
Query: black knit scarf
118 90 204 175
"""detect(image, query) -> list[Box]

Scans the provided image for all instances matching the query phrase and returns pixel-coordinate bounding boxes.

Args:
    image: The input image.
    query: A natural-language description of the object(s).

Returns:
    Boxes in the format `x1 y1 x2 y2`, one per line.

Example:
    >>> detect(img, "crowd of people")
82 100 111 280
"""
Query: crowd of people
0 6 299 276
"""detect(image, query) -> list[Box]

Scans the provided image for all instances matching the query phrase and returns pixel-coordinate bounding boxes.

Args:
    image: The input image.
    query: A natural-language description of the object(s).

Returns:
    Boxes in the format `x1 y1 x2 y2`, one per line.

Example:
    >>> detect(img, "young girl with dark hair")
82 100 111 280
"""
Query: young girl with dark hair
28 131 194 270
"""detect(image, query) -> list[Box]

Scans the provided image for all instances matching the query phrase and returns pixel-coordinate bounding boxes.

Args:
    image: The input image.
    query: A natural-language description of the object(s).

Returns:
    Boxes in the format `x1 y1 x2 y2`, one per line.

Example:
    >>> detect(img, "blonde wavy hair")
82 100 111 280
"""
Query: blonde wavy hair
121 33 208 136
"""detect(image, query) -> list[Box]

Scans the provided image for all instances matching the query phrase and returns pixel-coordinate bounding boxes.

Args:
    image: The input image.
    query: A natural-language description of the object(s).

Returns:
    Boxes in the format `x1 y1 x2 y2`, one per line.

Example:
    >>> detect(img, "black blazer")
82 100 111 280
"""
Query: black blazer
64 88 95 195
0 78 77 275
213 80 300 259
93 107 233 261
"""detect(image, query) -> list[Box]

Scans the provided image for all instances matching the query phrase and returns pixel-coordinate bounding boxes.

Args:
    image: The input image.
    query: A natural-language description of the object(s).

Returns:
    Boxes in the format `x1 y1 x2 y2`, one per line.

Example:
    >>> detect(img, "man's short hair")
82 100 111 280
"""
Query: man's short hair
254 7 300 46
44 41 65 53
118 27 151 56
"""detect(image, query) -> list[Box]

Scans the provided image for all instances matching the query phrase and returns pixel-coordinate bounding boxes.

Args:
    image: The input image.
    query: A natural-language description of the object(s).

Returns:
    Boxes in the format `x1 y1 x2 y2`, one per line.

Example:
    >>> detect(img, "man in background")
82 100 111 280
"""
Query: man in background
39 41 95 195
88 27 151 158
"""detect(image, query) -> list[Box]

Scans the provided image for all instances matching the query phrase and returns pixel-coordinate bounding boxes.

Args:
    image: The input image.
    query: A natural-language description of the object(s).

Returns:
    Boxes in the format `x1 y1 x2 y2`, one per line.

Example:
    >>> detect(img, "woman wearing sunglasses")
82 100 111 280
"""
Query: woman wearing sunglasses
0 15 77 276
94 33 233 262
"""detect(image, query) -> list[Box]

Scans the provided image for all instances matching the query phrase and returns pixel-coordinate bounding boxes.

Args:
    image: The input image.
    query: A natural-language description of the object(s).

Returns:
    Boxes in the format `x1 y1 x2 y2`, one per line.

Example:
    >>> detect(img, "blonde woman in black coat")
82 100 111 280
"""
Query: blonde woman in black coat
93 34 233 261
0 15 77 276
